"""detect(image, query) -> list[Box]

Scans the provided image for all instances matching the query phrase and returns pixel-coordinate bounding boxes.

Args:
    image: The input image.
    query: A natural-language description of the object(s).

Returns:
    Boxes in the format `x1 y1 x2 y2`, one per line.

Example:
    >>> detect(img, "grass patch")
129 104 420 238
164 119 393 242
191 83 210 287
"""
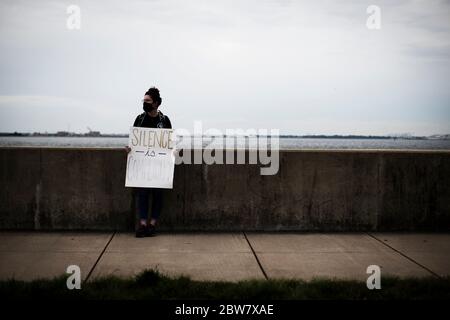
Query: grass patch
1 269 449 300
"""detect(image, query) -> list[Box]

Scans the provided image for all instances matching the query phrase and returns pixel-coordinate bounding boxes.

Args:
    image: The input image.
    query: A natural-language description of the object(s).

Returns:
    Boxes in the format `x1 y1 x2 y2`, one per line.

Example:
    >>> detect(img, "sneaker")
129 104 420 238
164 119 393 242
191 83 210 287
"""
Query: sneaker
135 225 147 238
145 224 156 237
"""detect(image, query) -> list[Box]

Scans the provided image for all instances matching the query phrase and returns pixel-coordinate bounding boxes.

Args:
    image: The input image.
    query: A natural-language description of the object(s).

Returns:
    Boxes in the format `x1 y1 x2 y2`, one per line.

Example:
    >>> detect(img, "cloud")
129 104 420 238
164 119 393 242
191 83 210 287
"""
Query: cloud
0 95 129 133
0 0 449 135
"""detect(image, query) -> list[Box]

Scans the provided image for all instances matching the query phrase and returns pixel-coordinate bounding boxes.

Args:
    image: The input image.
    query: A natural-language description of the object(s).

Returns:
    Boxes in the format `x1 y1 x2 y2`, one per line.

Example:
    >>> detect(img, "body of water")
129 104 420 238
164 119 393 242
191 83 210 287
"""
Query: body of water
1 136 449 150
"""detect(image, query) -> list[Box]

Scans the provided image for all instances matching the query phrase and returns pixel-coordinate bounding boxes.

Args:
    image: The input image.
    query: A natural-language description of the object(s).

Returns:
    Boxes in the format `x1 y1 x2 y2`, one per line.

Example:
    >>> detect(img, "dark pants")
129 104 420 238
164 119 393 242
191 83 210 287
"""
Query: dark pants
137 188 163 220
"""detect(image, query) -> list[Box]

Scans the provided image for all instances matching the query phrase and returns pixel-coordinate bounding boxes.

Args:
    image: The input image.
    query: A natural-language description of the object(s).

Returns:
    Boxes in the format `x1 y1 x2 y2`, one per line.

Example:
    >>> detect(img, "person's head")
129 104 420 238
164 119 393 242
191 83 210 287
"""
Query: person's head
142 86 162 113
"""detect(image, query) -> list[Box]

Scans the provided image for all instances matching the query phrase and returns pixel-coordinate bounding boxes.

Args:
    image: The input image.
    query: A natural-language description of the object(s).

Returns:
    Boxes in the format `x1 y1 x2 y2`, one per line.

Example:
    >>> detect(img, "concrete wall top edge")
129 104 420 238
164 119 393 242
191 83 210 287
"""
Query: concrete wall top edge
0 146 449 154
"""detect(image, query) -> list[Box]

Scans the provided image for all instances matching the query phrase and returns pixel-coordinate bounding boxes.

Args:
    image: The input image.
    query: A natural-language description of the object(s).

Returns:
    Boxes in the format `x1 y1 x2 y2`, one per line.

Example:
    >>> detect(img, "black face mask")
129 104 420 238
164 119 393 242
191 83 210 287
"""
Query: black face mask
143 102 154 112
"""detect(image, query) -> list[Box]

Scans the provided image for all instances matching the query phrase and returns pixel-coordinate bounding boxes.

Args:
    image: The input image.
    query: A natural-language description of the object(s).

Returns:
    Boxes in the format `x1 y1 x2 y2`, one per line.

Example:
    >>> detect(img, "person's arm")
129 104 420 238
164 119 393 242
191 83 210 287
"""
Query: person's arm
133 114 140 127
165 116 172 129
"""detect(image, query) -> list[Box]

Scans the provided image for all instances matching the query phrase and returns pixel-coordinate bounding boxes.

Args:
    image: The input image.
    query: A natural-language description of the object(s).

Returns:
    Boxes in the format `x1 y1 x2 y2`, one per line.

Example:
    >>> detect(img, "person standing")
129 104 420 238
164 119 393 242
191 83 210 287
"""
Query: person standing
125 87 172 237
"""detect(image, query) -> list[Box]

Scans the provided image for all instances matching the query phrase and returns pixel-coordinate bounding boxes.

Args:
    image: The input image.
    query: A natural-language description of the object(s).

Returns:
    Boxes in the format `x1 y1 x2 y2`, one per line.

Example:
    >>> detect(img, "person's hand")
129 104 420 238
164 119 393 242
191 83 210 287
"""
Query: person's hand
125 146 131 154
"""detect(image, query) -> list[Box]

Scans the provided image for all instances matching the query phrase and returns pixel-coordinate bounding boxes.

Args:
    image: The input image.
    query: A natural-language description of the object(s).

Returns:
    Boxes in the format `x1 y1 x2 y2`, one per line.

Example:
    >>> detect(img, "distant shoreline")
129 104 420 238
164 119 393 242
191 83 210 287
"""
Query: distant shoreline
0 132 449 140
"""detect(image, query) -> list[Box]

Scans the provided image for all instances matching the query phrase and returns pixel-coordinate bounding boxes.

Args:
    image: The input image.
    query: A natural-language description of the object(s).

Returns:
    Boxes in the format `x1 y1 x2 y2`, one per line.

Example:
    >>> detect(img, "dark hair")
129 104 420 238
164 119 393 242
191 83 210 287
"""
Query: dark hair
145 87 162 106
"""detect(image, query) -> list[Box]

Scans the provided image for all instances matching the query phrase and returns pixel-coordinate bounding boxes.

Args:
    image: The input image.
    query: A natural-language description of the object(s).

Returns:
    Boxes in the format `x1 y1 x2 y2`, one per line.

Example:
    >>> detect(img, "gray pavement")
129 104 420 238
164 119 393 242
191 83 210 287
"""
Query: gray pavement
0 232 448 282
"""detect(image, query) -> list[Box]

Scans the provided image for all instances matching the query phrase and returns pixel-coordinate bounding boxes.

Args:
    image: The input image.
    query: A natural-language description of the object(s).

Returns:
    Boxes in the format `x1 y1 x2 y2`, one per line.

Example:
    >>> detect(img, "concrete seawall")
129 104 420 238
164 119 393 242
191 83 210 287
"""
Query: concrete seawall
1 147 449 231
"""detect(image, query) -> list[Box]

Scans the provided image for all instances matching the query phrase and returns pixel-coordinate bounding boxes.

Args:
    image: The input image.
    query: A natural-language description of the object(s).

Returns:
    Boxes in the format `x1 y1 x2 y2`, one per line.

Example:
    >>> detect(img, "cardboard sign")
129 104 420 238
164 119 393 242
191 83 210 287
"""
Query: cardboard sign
125 127 175 189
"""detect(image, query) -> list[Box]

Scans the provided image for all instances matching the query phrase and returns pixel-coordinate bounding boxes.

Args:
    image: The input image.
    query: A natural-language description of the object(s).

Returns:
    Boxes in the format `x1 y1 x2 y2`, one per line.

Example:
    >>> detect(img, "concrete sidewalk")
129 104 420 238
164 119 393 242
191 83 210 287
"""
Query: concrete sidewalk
0 232 448 282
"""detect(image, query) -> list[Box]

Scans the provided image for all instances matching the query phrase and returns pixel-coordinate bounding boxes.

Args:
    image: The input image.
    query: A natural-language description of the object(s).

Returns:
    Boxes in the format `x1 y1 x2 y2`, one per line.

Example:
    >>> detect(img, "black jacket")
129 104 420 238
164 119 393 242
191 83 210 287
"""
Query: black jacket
133 110 172 129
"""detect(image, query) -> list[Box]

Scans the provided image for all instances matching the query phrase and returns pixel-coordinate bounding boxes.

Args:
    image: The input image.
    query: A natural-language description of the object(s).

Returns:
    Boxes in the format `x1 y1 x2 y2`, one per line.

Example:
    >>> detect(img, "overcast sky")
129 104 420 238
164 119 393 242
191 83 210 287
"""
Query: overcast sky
0 0 449 135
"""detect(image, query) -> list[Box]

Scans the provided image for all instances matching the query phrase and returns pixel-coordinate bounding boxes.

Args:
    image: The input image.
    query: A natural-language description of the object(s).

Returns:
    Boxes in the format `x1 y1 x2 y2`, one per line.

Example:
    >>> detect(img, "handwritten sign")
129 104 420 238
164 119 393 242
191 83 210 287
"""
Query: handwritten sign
125 127 175 189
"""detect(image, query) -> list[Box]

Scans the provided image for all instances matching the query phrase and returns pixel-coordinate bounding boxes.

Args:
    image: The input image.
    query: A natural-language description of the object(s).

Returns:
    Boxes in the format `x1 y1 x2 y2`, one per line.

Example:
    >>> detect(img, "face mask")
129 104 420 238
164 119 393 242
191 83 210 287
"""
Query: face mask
143 101 154 112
